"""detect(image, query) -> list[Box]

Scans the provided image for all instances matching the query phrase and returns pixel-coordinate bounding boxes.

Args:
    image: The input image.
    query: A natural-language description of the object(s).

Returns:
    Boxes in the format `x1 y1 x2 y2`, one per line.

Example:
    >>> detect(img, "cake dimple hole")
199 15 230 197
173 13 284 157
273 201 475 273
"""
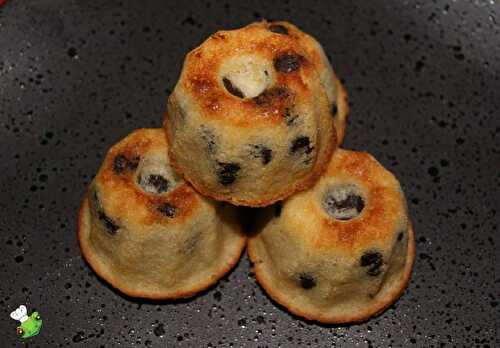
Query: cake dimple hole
135 157 178 195
323 184 365 220
222 77 244 98
219 55 273 99
139 174 170 194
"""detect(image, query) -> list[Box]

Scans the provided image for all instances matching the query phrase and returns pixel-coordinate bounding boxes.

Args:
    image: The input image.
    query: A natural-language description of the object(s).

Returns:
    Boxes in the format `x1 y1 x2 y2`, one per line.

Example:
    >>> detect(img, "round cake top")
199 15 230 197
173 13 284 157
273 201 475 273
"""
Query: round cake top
95 129 200 228
173 21 330 128
280 149 408 254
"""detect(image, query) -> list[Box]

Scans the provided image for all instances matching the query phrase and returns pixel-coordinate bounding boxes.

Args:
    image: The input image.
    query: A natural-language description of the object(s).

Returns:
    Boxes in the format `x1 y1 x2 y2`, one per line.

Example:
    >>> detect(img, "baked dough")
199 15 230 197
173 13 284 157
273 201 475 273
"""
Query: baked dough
165 21 341 206
248 149 414 323
78 129 246 299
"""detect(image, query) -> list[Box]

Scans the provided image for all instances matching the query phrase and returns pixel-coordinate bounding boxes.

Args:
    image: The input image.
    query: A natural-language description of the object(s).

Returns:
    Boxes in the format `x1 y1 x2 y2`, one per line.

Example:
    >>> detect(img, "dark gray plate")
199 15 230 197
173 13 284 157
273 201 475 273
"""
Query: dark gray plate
0 0 498 347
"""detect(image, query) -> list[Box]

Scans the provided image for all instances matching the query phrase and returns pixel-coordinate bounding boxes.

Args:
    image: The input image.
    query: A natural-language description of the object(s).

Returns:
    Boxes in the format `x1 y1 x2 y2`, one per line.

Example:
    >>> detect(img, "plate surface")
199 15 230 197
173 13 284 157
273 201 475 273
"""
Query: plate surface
0 0 498 347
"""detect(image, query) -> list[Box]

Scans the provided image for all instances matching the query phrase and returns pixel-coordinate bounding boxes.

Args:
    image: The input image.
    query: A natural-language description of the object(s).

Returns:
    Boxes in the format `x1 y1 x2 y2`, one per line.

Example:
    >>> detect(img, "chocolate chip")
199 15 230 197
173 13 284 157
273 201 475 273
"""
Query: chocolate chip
184 233 199 253
222 77 244 98
251 144 273 165
268 24 288 35
253 86 289 106
113 154 139 174
398 231 404 241
157 202 177 218
145 175 169 194
324 192 365 220
216 162 240 185
98 211 119 234
290 136 313 154
274 53 303 73
261 148 272 164
298 273 316 289
274 202 282 217
332 103 338 117
128 157 139 169
113 155 128 174
201 126 218 154
284 108 298 126
360 251 383 276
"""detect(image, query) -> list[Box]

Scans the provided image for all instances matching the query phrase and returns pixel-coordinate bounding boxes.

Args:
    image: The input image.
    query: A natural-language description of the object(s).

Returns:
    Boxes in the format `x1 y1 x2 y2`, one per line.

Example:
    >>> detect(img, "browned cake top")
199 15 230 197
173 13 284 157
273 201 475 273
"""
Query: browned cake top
176 21 328 128
95 129 199 227
285 149 408 253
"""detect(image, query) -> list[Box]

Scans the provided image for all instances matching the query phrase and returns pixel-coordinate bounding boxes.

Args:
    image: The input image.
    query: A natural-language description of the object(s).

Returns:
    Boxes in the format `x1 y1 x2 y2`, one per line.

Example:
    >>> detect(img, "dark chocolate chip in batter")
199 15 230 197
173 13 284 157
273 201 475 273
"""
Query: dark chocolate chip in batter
113 155 128 174
128 156 140 169
157 202 177 218
145 175 170 194
251 144 273 165
98 211 119 234
201 126 218 154
360 251 383 276
253 86 289 106
222 77 244 98
290 136 313 155
332 103 338 117
269 24 289 35
261 147 272 165
298 273 316 289
284 108 298 126
217 162 240 185
274 53 303 73
398 231 404 241
113 154 139 174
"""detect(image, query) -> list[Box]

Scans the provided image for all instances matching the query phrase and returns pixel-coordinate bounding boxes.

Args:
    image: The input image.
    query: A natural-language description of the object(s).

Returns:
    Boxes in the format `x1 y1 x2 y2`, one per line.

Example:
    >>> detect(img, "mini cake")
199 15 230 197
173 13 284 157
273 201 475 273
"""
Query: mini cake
78 129 246 299
267 21 349 144
248 149 415 323
165 21 340 207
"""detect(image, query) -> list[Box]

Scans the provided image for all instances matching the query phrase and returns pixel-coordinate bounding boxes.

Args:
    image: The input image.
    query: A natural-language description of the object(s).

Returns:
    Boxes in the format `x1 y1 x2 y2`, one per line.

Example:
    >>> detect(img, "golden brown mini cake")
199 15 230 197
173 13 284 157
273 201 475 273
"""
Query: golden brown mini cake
165 21 340 207
268 21 349 144
248 149 415 323
78 129 246 299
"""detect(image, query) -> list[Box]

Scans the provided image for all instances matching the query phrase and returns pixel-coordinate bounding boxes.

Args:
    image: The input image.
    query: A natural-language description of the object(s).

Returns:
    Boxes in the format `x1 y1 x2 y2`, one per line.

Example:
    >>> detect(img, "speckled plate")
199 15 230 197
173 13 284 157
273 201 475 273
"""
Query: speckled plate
0 1 498 347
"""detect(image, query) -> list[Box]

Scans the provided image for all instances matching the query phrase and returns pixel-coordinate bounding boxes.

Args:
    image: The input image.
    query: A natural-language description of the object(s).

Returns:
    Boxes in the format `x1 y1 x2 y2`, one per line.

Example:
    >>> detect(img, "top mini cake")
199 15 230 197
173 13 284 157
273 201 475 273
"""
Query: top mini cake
164 21 348 206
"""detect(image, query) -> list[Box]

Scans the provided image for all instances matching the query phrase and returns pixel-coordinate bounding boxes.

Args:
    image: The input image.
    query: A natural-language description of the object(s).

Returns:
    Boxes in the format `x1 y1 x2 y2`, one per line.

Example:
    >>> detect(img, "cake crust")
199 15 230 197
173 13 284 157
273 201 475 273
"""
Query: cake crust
247 149 415 323
78 129 246 299
164 21 344 207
